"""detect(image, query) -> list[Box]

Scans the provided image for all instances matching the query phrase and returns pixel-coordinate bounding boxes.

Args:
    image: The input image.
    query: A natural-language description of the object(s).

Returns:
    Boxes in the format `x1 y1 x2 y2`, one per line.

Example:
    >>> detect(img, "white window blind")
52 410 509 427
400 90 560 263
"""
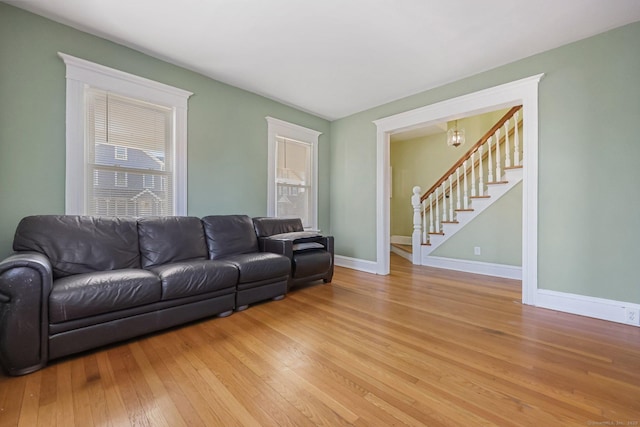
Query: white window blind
85 89 174 217
275 136 312 226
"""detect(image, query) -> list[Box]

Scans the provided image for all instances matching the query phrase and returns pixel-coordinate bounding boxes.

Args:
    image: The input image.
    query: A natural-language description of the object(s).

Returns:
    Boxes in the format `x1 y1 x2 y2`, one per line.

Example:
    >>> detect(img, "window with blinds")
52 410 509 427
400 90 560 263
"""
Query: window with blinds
266 117 320 230
60 53 192 217
275 136 312 225
85 89 174 217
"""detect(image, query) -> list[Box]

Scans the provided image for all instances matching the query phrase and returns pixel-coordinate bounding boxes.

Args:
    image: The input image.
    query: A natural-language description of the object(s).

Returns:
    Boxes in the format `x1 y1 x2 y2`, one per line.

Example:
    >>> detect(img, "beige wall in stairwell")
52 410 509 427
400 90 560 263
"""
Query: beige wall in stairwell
390 108 510 235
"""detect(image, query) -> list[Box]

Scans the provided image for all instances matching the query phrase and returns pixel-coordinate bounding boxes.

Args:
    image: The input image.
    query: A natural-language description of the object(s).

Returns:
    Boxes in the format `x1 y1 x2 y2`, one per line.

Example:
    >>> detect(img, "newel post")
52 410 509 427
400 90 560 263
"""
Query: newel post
411 186 422 265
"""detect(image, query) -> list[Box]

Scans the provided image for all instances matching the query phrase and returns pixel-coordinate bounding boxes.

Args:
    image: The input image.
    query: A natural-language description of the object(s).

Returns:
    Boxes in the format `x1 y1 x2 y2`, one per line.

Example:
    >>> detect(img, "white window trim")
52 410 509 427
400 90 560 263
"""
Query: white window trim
59 52 193 216
265 117 321 231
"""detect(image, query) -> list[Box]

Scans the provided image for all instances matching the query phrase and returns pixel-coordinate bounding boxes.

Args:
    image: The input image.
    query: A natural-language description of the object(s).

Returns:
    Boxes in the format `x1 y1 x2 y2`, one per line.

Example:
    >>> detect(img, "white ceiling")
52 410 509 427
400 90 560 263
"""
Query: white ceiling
7 0 640 120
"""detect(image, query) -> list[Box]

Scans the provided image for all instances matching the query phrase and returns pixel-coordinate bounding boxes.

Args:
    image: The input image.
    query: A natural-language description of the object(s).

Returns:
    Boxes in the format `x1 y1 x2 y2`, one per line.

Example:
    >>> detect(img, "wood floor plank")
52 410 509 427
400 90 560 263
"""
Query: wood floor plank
1 254 639 426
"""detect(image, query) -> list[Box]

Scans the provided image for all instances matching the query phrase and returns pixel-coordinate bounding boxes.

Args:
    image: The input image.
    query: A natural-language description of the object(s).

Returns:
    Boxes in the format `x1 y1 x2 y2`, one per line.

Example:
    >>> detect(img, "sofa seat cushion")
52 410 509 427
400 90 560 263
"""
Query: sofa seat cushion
49 269 161 324
150 260 238 301
293 250 332 278
221 253 290 284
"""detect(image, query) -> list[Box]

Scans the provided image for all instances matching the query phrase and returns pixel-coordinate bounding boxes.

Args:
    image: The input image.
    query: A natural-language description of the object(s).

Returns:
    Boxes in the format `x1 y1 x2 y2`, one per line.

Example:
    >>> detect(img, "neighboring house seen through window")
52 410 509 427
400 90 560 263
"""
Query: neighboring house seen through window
266 117 321 230
59 53 192 217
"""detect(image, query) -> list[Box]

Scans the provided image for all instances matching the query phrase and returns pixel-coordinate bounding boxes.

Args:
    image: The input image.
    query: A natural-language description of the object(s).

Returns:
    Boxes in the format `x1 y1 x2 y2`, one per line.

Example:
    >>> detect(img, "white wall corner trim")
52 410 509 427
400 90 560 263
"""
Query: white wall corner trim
423 256 522 280
334 255 378 274
535 289 640 328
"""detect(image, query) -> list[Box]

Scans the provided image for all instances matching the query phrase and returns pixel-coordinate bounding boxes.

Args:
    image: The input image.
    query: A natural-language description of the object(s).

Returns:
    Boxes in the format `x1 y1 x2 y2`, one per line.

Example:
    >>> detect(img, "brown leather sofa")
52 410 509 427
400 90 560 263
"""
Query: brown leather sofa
0 214 292 376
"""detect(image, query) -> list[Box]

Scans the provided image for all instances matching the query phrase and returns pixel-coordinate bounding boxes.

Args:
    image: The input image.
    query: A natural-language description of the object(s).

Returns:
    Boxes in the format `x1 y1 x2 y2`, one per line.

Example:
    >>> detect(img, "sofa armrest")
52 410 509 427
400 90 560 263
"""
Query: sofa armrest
259 235 334 258
259 237 294 259
0 252 52 375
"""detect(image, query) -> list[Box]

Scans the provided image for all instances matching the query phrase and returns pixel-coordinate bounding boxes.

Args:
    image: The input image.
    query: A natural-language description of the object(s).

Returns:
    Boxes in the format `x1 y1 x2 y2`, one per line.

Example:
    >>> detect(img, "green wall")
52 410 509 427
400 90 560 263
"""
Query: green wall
2 3 639 305
329 22 640 303
0 3 330 259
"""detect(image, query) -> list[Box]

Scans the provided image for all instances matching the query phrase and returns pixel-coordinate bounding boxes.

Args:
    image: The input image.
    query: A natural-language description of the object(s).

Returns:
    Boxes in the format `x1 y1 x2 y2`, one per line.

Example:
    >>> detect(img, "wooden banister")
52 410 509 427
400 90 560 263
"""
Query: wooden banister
420 105 522 202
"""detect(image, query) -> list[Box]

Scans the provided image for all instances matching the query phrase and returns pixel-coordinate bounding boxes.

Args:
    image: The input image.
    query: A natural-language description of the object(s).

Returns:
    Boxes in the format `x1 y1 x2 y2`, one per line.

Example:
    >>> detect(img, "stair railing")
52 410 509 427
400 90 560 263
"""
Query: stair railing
411 106 523 254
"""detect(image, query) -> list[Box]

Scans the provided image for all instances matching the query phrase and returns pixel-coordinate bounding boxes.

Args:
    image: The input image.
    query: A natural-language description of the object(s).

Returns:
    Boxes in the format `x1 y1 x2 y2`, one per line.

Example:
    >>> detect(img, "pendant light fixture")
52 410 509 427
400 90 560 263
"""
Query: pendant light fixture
447 119 465 148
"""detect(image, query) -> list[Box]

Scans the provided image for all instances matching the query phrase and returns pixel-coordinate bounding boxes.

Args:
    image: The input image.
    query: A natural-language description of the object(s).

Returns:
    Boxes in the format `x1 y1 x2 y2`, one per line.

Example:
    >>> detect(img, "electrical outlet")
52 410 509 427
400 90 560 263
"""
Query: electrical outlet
625 308 640 326
474 246 481 256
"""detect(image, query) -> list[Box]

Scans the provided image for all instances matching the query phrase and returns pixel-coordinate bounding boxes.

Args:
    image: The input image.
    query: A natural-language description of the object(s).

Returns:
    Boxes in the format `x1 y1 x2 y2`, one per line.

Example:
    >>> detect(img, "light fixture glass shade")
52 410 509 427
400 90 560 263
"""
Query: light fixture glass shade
447 122 465 147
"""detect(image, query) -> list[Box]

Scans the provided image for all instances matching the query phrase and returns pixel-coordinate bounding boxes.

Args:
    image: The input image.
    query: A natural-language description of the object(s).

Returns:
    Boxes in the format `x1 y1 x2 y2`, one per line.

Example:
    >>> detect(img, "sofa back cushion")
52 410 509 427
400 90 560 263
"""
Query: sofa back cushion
13 215 140 279
138 216 208 268
201 215 258 259
252 217 304 238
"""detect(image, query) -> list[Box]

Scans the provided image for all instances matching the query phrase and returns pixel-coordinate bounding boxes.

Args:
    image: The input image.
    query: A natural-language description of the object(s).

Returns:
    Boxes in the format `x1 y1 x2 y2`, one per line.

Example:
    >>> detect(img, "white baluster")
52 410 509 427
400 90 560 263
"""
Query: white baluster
470 151 476 197
504 120 511 168
434 188 440 232
411 186 422 264
478 145 484 196
422 199 427 244
449 176 454 221
495 128 502 181
441 184 447 222
429 194 434 233
514 110 521 166
456 168 461 209
463 160 469 209
441 182 447 225
487 135 494 183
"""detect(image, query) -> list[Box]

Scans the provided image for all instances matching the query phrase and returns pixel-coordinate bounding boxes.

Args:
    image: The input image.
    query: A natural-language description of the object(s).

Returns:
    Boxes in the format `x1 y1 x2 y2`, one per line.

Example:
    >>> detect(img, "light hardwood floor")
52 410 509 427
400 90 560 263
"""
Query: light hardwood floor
1 254 639 426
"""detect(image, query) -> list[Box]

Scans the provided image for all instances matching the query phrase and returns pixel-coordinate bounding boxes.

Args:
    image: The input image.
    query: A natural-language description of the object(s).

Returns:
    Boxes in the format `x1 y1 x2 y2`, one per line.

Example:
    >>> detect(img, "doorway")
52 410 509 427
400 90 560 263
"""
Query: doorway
373 74 543 305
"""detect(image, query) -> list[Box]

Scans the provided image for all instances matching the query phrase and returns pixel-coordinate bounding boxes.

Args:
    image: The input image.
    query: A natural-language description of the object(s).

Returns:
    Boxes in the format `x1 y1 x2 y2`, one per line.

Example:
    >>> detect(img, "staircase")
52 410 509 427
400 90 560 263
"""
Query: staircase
408 106 523 265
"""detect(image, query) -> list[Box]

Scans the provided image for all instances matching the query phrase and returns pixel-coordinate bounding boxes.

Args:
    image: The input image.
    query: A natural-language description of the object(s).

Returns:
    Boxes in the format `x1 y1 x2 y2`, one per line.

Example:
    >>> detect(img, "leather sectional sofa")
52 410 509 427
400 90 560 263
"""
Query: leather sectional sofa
0 214 333 376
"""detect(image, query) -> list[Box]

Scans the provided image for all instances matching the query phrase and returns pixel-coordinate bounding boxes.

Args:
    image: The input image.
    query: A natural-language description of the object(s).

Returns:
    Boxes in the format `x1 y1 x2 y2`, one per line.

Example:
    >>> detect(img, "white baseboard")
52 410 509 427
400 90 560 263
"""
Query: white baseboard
335 254 640 328
334 255 378 274
422 255 522 280
535 289 640 327
390 235 412 245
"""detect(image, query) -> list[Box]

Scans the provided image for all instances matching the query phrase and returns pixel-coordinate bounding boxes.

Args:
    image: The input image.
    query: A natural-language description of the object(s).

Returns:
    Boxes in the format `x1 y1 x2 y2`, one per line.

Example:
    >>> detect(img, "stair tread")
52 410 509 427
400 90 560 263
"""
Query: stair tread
487 180 509 185
390 243 412 254
470 195 490 199
504 165 523 170
441 221 459 224
429 232 444 235
455 208 474 212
